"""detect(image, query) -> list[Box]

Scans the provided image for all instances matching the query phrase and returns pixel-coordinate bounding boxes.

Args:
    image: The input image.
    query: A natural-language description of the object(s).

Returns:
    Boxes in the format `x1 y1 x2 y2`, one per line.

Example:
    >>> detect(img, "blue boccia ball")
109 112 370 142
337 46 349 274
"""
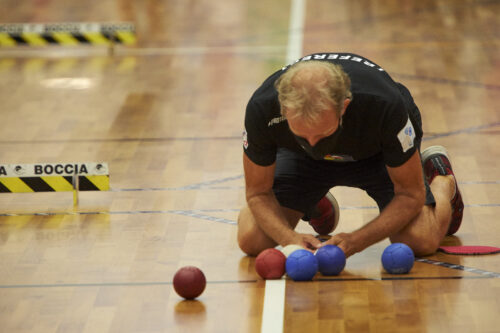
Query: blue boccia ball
315 245 346 276
286 249 318 281
381 243 415 274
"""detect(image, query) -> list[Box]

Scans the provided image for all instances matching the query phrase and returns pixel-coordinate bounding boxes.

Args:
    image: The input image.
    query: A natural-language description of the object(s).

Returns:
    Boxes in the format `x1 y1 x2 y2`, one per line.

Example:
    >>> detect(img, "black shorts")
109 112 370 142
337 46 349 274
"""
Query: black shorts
272 149 436 219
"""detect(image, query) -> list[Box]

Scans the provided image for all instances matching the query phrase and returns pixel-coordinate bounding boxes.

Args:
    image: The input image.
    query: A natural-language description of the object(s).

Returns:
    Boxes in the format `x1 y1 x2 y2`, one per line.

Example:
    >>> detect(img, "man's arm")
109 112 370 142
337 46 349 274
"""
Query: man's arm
327 150 426 257
243 153 322 249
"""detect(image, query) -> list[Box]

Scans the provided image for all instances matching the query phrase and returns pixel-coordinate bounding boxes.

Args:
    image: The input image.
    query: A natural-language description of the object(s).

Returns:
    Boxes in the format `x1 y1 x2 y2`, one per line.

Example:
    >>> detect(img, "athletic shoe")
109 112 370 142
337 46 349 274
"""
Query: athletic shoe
308 192 340 235
421 146 464 235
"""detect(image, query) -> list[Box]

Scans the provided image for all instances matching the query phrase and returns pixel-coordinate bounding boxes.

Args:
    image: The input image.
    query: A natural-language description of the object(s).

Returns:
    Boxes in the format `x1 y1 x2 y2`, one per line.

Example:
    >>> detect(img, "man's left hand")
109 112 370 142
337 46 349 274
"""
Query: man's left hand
323 232 359 258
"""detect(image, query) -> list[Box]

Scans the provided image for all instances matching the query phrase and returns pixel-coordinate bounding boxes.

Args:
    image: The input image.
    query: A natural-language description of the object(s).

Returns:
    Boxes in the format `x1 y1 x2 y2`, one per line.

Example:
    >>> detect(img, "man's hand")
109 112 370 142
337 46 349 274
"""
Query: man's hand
286 233 323 252
323 232 359 257
321 151 427 258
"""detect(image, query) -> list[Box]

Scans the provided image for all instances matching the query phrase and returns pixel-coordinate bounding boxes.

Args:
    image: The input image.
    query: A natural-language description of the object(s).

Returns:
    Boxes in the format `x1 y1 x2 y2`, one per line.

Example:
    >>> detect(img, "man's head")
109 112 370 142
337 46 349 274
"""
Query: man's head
274 60 352 146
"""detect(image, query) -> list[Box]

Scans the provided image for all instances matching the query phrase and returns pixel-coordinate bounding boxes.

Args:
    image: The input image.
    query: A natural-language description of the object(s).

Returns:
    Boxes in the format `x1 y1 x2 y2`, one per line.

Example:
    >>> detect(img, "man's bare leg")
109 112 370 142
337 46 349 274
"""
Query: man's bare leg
390 175 456 256
237 206 303 256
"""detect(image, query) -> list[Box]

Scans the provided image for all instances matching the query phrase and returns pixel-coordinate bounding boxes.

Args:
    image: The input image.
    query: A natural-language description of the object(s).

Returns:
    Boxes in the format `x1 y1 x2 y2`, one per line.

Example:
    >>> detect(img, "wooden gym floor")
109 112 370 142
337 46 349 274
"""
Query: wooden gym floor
0 0 499 332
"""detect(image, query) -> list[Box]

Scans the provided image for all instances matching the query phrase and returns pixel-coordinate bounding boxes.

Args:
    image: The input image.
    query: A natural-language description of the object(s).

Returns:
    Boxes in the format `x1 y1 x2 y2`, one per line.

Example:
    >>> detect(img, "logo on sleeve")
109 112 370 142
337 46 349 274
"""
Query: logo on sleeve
242 130 249 149
397 118 415 152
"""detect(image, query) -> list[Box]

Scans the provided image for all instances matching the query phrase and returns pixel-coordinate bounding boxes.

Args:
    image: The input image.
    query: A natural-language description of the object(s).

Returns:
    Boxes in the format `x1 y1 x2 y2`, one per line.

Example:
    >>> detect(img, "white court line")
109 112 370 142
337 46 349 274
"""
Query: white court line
261 1 306 333
286 0 307 64
261 279 287 333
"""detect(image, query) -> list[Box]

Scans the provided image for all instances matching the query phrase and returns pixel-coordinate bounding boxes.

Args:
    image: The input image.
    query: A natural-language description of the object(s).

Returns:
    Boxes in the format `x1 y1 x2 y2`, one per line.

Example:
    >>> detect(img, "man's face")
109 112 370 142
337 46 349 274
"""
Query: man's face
287 108 340 147
287 99 350 147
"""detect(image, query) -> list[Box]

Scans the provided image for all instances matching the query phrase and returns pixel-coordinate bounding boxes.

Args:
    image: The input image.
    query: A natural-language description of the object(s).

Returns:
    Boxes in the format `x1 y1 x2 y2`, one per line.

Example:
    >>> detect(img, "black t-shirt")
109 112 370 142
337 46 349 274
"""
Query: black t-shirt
243 52 422 168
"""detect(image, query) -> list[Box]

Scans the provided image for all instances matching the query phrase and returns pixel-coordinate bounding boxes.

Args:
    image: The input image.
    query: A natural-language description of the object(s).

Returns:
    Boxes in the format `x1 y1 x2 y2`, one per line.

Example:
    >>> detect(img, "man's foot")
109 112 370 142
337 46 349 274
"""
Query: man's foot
308 192 340 235
421 146 464 235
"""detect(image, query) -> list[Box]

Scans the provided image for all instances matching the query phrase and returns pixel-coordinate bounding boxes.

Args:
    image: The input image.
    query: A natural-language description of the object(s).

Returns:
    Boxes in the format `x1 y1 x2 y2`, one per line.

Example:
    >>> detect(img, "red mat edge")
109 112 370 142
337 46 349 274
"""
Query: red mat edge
438 245 500 255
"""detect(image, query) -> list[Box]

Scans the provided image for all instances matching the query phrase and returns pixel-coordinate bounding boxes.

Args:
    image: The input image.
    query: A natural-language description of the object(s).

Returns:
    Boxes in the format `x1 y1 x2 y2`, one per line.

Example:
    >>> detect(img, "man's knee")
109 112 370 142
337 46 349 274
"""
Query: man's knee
390 233 440 257
389 206 446 257
237 235 269 257
407 239 439 257
237 207 276 257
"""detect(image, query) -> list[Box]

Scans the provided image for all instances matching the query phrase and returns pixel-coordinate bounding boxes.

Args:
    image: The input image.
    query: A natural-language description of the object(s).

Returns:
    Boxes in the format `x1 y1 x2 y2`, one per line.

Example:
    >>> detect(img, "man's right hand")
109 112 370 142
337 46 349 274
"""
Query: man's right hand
285 232 323 252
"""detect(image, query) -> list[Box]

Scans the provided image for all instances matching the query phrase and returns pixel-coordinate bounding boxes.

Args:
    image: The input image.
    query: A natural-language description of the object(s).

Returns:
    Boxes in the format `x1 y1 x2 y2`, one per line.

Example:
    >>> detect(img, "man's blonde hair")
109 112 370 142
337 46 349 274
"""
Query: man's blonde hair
274 60 352 125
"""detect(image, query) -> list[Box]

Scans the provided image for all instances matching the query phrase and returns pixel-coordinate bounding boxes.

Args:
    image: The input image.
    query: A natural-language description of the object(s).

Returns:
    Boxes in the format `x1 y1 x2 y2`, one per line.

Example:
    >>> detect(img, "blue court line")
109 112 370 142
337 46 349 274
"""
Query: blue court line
416 258 500 278
169 210 237 225
112 186 245 191
111 179 498 192
0 120 497 146
423 121 500 141
0 274 496 290
341 203 500 210
459 181 500 185
114 175 244 192
1 203 499 219
0 209 239 224
0 280 258 289
318 275 493 282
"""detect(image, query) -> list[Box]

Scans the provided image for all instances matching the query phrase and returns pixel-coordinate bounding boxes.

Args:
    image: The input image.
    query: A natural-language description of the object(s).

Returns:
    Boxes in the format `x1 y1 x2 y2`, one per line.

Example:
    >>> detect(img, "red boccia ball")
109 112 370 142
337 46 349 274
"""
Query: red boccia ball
173 266 206 299
255 248 287 279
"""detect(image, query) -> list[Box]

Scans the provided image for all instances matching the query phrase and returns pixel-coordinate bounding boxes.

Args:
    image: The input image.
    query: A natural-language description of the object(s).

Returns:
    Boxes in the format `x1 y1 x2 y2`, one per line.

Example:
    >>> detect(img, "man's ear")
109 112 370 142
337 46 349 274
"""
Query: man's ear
342 99 351 115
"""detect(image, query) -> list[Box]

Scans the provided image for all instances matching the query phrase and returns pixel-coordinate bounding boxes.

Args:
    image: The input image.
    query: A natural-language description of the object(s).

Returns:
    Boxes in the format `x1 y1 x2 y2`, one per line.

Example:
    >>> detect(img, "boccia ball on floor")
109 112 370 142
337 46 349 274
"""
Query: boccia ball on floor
255 248 286 279
281 244 304 258
381 243 415 274
315 245 346 276
286 249 318 281
173 266 206 299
